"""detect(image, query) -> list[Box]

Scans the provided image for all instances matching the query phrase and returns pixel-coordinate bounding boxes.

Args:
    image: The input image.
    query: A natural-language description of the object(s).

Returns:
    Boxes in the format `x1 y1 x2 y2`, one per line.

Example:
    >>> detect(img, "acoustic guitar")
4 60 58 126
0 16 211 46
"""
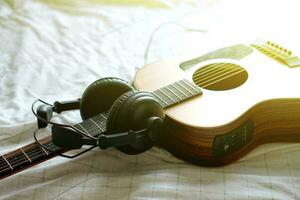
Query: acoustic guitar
1 40 299 180
133 40 300 166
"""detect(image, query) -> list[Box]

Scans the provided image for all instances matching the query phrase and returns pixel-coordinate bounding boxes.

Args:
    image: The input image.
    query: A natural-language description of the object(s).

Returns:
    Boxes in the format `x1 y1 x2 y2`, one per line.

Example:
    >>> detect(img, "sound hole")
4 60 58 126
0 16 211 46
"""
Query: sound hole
192 63 248 91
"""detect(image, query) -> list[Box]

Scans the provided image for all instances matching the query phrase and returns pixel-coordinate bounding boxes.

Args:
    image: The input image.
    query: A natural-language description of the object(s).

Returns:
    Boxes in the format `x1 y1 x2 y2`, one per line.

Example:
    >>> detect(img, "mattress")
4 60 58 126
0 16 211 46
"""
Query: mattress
0 0 300 199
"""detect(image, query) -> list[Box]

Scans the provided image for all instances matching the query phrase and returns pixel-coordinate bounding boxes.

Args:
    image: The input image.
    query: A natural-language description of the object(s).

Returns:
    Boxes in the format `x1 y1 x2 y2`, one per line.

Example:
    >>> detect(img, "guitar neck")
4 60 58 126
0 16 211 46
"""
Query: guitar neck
0 136 63 180
0 79 201 180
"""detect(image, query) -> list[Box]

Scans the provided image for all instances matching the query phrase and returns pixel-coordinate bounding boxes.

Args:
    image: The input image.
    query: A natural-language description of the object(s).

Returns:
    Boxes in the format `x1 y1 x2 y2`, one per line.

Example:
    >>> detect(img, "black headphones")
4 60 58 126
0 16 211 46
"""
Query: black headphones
33 77 165 158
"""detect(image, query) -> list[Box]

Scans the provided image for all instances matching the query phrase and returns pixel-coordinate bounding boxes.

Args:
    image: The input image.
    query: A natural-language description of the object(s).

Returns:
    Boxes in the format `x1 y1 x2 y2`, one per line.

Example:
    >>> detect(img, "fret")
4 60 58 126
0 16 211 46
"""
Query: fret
81 122 99 135
154 90 175 106
90 118 104 132
176 80 194 95
94 113 108 123
1 155 13 170
76 123 100 137
44 142 61 152
154 93 170 108
157 88 176 103
164 87 182 101
85 122 100 134
153 90 172 104
20 148 32 163
99 113 108 119
152 93 168 107
40 145 49 156
7 152 30 166
26 147 47 160
181 80 201 94
91 114 107 127
77 123 90 135
170 84 189 98
7 155 30 169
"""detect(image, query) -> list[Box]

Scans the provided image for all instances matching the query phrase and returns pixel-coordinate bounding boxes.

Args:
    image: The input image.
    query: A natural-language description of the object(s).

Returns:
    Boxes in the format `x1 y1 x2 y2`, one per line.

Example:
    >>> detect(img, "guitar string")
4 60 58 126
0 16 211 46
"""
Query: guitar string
3 147 47 167
193 63 237 80
192 62 237 79
169 84 189 98
3 144 54 168
0 145 56 173
198 64 246 86
0 142 59 173
3 143 62 172
0 143 58 170
196 67 244 86
0 142 61 172
201 69 246 88
192 62 239 80
193 64 238 83
174 81 194 95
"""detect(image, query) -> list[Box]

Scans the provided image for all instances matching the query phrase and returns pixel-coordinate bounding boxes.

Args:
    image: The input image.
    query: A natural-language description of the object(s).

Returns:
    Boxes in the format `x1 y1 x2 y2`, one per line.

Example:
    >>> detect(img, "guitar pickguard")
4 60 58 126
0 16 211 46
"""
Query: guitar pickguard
180 44 253 70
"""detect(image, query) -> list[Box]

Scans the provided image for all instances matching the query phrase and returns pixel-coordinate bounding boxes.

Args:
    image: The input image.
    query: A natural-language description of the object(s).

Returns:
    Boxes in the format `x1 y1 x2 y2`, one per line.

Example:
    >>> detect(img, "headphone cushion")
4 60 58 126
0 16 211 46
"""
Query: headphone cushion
106 90 137 131
80 77 134 120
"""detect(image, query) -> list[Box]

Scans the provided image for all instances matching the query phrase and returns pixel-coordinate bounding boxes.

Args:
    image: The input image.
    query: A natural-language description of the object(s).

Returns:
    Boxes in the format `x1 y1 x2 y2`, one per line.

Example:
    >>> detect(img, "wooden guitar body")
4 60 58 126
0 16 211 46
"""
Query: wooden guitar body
134 42 300 166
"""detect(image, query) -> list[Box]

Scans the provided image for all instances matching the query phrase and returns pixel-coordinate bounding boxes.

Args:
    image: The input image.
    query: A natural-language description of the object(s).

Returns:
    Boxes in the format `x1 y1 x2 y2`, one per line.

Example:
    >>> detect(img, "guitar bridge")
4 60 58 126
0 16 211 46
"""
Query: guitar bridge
251 40 300 68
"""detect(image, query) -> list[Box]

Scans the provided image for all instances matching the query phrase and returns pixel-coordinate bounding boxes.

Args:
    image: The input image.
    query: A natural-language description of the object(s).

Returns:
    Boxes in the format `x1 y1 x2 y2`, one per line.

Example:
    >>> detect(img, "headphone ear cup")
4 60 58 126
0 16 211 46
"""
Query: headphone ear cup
106 91 165 154
106 90 137 130
80 77 134 120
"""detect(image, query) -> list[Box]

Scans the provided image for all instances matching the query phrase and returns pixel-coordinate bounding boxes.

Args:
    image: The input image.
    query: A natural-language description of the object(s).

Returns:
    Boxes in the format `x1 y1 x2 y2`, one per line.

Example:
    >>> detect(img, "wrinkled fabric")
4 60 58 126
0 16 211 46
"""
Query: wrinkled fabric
0 0 300 199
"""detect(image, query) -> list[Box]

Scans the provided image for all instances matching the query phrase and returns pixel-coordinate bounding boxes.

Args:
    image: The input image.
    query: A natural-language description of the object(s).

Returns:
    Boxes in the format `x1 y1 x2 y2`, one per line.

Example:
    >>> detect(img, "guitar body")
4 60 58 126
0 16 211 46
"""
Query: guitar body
134 43 300 166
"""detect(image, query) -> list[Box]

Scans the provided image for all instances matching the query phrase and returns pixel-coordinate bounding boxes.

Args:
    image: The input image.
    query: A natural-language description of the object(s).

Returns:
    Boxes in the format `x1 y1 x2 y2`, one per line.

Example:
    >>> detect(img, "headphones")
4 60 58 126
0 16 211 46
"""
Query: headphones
32 77 165 158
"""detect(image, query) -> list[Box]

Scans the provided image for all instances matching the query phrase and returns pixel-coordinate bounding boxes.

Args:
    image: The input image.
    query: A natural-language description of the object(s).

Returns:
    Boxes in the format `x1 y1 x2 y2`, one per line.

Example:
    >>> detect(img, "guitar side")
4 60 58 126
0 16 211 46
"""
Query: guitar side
162 98 300 166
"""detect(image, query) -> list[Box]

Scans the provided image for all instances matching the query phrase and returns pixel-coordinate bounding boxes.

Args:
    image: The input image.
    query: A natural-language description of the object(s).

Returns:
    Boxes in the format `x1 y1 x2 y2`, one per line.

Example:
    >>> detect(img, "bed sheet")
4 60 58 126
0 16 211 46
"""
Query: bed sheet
0 0 300 199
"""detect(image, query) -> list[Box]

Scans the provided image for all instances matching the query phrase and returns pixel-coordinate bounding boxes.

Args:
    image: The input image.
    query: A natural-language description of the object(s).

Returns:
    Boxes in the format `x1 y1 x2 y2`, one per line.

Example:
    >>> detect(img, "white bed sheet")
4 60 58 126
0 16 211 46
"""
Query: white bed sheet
1 0 300 199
